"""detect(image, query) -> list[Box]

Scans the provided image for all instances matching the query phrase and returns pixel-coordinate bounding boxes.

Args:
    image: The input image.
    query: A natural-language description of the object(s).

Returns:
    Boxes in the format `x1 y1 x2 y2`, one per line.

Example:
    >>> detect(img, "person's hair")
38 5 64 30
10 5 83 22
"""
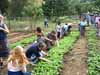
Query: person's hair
57 21 61 25
99 19 100 21
65 23 68 25
8 46 29 66
36 27 42 33
51 30 56 34
38 42 47 49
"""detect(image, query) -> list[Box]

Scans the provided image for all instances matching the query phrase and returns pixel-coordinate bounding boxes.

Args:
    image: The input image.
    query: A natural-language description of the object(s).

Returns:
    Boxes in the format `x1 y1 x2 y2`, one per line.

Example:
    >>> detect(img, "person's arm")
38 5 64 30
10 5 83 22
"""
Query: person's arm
44 37 52 42
21 64 27 73
0 24 9 33
39 57 51 63
41 51 48 56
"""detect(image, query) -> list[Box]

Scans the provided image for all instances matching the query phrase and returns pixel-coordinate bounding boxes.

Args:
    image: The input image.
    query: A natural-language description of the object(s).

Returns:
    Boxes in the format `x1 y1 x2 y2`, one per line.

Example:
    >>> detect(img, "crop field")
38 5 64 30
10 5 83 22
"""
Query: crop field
87 30 100 75
1 17 99 75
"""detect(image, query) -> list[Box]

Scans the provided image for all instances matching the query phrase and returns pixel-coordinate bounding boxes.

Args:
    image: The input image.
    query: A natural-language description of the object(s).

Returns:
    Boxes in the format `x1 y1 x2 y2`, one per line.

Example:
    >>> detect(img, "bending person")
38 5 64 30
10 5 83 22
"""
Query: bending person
25 42 51 65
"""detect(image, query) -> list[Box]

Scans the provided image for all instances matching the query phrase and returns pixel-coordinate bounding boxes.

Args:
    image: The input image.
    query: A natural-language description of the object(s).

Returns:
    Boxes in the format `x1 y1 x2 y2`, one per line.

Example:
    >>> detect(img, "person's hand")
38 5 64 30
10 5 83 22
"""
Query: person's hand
47 60 52 63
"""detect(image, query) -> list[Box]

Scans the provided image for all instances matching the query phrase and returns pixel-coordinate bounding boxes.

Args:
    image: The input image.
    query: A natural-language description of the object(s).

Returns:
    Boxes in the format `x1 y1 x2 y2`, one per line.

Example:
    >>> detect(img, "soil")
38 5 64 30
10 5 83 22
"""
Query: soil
60 37 88 75
8 32 33 43
9 33 33 43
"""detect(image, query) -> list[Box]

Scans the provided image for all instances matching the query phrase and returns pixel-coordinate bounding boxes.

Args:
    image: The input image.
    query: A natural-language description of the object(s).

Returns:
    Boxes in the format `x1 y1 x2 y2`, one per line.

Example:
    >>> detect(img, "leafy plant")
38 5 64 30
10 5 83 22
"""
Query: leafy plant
32 32 79 75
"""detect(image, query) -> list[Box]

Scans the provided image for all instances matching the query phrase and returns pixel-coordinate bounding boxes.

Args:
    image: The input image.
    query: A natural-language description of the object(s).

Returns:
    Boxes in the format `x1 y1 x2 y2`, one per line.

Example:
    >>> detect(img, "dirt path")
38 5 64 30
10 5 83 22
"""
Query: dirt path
60 37 88 75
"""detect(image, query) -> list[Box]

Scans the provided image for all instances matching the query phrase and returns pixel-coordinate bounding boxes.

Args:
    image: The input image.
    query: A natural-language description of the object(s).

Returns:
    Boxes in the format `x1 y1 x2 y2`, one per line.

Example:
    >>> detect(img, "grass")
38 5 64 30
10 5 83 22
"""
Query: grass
6 16 79 32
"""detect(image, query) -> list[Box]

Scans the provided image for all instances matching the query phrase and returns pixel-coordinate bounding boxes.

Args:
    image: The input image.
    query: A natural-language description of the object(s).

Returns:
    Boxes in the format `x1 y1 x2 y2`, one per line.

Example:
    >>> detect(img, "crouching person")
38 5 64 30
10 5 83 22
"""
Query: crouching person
7 46 30 75
25 42 51 65
47 31 59 47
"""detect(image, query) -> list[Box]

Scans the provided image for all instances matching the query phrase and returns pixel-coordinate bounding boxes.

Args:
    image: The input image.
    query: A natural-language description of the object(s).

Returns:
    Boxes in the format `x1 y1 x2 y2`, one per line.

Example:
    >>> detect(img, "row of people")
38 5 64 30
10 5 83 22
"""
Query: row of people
26 22 72 65
0 14 72 75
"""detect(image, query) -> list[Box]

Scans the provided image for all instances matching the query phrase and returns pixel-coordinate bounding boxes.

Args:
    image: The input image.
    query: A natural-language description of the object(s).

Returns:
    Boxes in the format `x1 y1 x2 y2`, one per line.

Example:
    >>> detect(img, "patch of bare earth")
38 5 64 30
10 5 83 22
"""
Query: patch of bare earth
60 37 88 75
9 33 33 43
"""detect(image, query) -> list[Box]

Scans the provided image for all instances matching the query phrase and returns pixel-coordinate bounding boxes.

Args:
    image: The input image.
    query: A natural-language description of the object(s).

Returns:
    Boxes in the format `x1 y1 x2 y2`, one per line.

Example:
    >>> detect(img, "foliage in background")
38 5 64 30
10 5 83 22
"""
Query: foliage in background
75 2 95 15
9 0 27 17
22 0 43 17
42 0 81 17
0 0 99 17
0 0 9 14
94 0 100 13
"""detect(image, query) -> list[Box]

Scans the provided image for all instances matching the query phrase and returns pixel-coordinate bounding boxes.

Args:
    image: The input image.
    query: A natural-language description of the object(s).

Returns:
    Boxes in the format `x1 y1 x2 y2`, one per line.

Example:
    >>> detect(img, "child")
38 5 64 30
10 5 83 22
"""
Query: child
26 42 51 65
7 46 29 75
35 27 52 50
47 31 59 47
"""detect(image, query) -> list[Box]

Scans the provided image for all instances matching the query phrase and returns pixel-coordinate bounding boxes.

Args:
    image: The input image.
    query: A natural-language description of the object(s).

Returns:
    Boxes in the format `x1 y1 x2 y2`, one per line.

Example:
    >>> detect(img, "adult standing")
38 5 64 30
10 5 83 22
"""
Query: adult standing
97 19 100 37
56 21 62 39
0 14 10 68
86 12 91 26
44 17 49 28
79 16 87 37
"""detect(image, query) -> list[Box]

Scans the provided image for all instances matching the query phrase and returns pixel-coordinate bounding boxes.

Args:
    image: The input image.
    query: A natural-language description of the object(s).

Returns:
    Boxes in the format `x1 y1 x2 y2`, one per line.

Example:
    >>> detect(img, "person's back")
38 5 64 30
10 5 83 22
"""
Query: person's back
26 43 40 58
0 24 7 40
79 17 87 36
8 46 29 75
47 31 57 41
80 20 87 26
67 25 72 32
63 24 68 32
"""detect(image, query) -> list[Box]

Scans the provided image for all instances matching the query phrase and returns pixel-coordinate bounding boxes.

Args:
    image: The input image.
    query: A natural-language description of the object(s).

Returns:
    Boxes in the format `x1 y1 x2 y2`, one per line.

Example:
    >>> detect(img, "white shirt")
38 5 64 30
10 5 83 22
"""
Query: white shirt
56 25 62 32
8 60 22 72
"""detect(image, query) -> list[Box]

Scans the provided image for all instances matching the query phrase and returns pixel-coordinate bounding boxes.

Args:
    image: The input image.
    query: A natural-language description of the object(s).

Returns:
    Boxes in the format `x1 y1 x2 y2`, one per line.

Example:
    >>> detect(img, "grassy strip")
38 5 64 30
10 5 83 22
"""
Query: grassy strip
87 31 100 75
32 31 79 75
10 36 36 49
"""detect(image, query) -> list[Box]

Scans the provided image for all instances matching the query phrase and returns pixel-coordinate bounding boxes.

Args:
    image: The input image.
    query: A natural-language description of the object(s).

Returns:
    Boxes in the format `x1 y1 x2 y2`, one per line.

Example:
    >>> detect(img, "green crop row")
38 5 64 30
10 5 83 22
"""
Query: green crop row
32 31 79 75
87 31 100 75
10 36 36 49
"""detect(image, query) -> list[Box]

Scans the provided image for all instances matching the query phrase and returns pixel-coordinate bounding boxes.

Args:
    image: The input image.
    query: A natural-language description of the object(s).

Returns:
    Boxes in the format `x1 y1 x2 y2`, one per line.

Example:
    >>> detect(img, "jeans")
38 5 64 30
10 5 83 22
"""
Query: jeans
24 72 31 75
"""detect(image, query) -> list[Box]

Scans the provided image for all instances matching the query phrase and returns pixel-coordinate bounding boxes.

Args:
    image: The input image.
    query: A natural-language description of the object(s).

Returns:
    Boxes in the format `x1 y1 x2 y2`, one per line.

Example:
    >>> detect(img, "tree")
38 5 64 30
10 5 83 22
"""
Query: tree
0 0 9 14
10 0 27 17
22 0 43 17
42 0 81 18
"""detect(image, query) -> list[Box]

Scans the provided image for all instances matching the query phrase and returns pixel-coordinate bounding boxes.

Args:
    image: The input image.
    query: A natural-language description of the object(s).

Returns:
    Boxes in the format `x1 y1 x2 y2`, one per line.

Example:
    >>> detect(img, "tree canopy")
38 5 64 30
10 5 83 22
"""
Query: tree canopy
0 0 100 17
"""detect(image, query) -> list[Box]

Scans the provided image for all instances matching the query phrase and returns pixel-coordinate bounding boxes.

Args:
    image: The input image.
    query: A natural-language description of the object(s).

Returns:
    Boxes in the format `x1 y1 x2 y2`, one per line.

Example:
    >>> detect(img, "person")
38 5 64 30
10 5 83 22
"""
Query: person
56 21 62 39
67 23 72 34
44 18 48 28
35 27 52 50
79 17 87 37
62 23 69 36
47 31 59 48
35 27 44 37
97 19 100 37
95 15 100 28
86 12 91 26
7 46 30 75
25 42 51 65
0 14 10 68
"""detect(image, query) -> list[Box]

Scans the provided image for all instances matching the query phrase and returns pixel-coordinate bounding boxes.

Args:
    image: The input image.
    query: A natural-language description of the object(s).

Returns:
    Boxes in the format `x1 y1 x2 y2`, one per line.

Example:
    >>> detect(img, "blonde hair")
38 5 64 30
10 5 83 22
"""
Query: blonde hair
8 46 29 66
